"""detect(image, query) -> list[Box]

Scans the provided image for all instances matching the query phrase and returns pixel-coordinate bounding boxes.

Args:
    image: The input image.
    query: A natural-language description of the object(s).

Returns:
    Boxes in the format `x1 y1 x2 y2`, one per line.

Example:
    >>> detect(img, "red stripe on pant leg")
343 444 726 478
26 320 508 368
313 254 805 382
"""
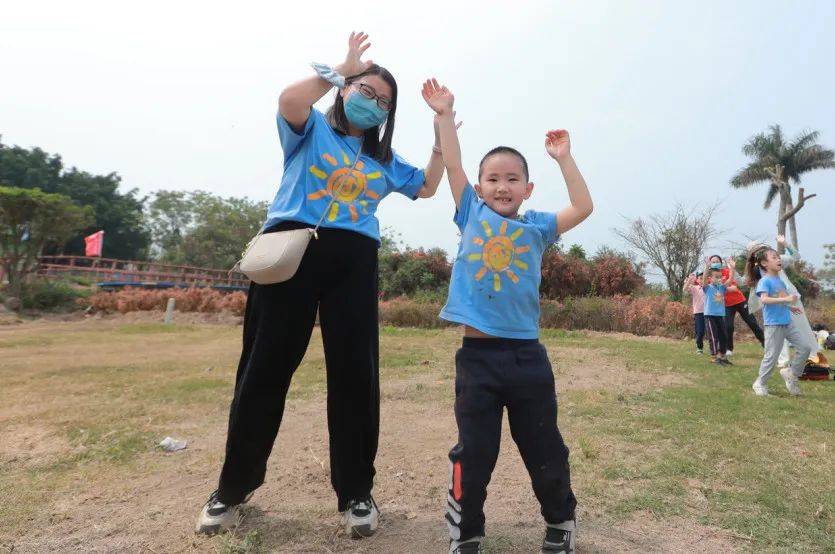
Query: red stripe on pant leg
453 461 462 502
707 318 717 355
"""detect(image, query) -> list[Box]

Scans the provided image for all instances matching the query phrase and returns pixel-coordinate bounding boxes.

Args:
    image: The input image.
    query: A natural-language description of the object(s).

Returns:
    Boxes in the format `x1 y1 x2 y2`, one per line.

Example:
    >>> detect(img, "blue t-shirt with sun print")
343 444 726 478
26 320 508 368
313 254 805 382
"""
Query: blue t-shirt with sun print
440 184 559 339
264 108 426 242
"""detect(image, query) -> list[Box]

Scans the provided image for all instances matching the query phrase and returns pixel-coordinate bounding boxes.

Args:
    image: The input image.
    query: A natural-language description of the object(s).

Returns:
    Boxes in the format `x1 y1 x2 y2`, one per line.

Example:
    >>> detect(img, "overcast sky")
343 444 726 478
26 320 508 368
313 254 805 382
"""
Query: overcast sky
2 1 833 275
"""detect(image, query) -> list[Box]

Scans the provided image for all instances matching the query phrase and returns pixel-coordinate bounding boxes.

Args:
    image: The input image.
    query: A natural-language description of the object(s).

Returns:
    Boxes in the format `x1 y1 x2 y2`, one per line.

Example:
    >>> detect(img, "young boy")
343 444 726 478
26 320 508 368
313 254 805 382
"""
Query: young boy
701 261 733 365
422 78 593 554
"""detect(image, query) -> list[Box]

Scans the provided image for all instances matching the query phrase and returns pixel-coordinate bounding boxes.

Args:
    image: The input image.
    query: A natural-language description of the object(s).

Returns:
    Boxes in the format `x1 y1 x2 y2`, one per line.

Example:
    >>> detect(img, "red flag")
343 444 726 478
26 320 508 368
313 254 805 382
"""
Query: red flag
84 230 104 257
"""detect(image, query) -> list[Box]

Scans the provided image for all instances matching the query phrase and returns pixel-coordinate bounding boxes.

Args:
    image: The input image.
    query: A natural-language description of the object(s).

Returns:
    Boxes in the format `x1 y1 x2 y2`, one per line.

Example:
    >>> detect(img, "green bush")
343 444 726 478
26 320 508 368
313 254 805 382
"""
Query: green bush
379 247 451 299
20 279 91 311
785 259 820 300
408 288 448 304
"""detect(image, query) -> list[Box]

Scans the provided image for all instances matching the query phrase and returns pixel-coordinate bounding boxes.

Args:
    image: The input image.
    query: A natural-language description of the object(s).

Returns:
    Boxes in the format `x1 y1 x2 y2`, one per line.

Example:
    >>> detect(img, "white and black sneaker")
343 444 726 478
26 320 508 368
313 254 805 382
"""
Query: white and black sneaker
449 539 483 553
541 520 576 553
342 496 380 538
195 490 252 535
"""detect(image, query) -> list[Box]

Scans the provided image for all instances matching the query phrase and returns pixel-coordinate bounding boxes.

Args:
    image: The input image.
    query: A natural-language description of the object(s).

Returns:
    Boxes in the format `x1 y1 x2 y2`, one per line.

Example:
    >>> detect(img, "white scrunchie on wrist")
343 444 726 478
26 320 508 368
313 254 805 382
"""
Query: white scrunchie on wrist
311 62 346 89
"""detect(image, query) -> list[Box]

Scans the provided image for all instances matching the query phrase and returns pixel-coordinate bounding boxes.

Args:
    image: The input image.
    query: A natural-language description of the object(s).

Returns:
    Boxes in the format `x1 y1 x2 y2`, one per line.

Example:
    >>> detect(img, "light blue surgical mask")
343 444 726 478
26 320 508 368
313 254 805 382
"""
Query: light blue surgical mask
710 262 722 270
344 93 388 130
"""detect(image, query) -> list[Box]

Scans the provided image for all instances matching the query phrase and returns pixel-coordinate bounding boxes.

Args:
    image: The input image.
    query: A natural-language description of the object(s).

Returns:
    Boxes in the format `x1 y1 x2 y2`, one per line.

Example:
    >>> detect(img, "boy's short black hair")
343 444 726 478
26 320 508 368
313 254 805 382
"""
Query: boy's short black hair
478 146 529 181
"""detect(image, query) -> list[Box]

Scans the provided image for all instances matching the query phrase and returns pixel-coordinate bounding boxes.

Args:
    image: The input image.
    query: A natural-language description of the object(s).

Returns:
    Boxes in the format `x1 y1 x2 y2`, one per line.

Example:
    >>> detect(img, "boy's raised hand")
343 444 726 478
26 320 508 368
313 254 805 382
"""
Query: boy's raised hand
545 129 571 160
343 32 373 77
422 78 454 115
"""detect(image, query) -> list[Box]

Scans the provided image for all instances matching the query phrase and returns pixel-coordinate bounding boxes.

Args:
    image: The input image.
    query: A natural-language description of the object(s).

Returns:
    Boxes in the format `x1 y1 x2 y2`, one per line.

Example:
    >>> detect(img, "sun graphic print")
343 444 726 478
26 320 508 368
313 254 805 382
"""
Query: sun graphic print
466 219 531 292
307 151 382 222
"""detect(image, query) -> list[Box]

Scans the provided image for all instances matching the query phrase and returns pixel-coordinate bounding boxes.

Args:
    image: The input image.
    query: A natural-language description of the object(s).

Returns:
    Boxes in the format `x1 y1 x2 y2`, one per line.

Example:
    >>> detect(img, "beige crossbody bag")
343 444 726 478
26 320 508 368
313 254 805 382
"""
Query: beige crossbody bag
234 142 364 285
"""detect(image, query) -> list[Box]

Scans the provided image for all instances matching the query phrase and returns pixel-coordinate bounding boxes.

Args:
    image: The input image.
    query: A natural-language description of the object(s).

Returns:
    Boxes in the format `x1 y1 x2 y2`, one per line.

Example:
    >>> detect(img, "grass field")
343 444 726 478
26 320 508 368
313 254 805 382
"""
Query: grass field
0 316 833 553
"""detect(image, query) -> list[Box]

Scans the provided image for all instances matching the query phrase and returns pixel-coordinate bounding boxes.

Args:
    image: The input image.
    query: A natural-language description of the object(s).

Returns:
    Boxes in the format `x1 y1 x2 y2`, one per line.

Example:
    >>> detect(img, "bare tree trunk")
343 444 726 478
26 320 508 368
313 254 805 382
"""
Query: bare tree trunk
776 192 788 255
787 191 799 252
778 187 816 255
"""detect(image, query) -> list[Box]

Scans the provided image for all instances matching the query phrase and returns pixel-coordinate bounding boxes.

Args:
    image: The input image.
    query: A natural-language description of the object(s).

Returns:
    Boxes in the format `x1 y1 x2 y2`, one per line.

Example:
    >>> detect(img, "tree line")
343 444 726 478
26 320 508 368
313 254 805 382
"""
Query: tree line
0 137 266 292
2 123 832 299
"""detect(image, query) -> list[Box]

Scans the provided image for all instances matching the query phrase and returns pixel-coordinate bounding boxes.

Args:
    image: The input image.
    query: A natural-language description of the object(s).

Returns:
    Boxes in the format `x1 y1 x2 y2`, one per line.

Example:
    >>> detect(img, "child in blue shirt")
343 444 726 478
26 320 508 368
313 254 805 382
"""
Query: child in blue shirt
700 261 734 365
746 246 809 396
423 78 593 554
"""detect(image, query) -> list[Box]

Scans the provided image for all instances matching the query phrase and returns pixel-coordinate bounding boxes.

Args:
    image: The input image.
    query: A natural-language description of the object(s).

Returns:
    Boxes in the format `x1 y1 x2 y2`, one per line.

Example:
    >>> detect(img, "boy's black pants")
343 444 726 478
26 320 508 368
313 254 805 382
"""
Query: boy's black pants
217 222 380 512
725 301 765 351
446 338 576 542
705 315 727 356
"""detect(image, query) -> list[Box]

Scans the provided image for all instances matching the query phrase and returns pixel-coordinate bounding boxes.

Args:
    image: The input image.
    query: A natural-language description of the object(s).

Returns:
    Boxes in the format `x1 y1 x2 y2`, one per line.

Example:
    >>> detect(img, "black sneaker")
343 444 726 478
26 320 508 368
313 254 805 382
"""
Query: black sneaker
449 539 483 553
195 490 252 535
541 520 576 553
342 496 380 538
718 358 733 366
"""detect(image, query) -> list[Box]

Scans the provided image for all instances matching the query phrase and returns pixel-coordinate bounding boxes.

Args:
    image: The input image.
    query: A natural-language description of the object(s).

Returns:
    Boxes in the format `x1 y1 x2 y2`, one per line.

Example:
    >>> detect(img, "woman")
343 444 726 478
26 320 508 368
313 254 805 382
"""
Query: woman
196 32 445 537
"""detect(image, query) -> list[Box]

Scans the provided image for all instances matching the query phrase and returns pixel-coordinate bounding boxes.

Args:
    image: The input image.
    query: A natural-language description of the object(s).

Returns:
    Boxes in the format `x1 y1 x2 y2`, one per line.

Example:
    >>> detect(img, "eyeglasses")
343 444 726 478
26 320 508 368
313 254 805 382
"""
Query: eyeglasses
352 82 392 111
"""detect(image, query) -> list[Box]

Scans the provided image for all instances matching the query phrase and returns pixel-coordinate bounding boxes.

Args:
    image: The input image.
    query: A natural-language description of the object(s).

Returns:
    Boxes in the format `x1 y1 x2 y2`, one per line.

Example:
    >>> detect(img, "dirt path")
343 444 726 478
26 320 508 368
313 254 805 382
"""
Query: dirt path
0 321 741 553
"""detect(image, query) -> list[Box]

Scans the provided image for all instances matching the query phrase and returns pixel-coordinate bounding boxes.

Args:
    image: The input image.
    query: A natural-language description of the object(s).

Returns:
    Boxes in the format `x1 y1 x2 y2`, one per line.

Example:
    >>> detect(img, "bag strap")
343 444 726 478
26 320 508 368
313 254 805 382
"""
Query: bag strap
230 139 365 277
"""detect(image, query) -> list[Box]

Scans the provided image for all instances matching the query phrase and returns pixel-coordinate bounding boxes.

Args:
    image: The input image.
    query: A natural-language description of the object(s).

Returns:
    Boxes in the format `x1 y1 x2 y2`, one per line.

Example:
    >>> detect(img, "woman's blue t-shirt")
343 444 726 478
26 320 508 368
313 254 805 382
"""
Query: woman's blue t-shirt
265 108 426 242
755 275 791 326
440 184 559 339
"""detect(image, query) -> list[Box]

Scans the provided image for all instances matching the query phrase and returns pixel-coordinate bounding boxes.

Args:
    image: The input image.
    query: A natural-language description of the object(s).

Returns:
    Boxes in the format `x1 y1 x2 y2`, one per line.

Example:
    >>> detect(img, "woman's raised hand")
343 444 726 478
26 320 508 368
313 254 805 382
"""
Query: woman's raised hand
422 78 454 115
545 129 571 160
342 32 373 77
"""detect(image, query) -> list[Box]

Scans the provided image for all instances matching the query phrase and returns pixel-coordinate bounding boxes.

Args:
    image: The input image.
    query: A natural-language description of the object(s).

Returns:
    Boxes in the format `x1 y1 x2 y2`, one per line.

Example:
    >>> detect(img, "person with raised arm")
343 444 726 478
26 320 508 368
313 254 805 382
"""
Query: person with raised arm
197 32 445 538
423 78 592 554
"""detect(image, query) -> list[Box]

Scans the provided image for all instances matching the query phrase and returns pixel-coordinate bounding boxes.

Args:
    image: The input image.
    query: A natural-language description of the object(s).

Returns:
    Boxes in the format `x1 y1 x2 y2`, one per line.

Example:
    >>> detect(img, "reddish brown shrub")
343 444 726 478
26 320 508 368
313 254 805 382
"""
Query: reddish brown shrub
88 288 247 315
590 249 646 296
540 249 594 299
540 248 644 300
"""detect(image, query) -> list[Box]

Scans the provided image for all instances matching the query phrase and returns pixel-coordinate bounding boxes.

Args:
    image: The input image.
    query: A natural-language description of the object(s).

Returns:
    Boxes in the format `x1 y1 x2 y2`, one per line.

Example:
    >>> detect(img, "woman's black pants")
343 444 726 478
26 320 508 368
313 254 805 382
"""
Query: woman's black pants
216 223 379 512
725 301 765 351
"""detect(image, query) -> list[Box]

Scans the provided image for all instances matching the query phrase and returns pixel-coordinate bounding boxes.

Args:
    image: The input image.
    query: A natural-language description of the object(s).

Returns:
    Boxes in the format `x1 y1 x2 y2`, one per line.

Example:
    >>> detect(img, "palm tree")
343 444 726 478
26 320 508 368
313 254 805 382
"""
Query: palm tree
731 125 834 252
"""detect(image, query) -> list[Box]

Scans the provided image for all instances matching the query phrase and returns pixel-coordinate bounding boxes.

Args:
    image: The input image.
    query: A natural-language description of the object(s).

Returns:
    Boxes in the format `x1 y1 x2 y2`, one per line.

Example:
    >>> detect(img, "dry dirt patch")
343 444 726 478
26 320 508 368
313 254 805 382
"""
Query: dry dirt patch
0 423 71 466
549 346 689 393
0 321 737 553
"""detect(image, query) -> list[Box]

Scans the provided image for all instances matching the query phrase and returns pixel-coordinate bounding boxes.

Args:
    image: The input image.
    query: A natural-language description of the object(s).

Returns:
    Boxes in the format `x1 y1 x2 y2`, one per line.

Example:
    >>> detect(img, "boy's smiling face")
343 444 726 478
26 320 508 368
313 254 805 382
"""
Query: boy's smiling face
475 152 533 218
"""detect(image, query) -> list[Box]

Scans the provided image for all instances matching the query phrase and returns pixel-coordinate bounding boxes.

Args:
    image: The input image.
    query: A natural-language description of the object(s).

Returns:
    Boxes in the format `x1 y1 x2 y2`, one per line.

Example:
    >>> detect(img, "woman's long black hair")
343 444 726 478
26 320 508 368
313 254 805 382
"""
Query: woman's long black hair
326 64 397 164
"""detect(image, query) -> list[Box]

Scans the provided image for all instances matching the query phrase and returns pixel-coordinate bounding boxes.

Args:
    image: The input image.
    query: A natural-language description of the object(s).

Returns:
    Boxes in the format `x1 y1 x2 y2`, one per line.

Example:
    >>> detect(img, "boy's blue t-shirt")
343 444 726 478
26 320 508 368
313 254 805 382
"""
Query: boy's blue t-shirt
702 283 726 316
265 109 426 242
755 275 791 325
439 184 559 339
